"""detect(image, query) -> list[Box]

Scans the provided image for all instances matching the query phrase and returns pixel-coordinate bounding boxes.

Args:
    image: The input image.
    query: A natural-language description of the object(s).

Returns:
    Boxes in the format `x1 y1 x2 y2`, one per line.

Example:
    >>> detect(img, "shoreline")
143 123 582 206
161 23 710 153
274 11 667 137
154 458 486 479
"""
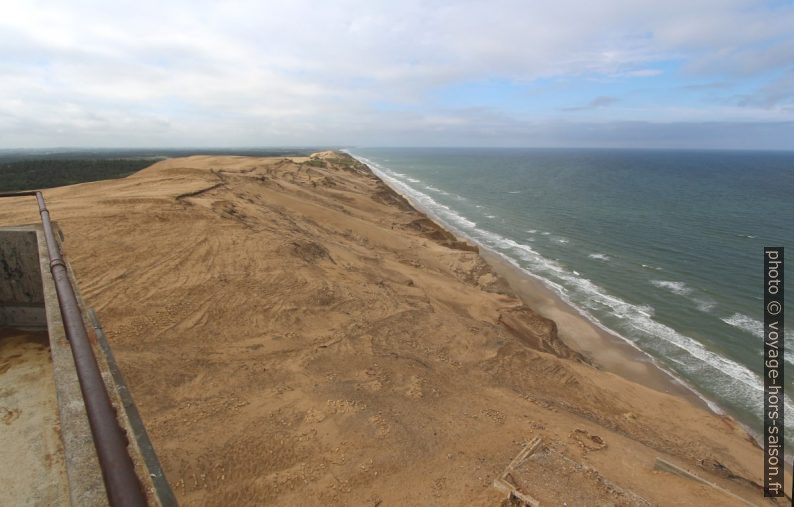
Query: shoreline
352 150 785 457
351 149 782 456
349 151 725 411
479 248 712 407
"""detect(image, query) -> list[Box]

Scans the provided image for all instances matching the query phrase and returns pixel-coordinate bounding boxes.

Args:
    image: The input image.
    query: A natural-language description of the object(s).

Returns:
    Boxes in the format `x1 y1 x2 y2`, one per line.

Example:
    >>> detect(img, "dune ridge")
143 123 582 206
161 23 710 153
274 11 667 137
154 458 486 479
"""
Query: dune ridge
0 152 785 505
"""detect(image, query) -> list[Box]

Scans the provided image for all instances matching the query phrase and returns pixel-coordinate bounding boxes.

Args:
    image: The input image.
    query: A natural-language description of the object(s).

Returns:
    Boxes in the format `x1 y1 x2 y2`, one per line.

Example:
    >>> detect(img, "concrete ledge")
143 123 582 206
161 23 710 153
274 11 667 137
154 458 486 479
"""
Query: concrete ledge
35 224 109 506
89 309 178 507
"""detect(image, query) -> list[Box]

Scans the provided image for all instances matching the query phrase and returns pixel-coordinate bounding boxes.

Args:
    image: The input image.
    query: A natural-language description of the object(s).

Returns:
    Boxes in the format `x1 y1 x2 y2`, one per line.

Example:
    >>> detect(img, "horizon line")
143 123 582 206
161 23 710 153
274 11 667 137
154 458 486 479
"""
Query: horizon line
2 145 794 153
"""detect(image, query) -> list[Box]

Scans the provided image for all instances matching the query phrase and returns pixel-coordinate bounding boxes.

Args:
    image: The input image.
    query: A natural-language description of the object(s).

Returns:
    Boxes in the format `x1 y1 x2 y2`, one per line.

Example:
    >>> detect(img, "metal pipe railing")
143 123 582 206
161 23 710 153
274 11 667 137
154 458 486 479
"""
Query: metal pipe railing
0 190 146 506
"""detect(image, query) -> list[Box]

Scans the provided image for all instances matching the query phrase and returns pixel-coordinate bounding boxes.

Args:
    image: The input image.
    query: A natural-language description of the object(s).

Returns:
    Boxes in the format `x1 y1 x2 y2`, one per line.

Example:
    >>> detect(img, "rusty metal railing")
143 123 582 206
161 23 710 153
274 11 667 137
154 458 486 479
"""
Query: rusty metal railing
0 190 147 506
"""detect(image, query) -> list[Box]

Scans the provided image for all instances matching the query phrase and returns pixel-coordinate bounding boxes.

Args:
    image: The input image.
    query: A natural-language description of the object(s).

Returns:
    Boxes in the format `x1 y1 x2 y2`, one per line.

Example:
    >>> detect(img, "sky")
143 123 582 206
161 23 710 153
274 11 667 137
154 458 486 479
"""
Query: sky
1 0 794 149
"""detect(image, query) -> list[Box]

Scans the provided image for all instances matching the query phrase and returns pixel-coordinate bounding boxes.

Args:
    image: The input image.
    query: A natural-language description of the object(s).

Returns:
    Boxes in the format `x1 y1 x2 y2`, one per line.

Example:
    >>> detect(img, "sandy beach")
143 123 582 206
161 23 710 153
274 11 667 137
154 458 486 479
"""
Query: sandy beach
479 249 709 405
0 152 788 505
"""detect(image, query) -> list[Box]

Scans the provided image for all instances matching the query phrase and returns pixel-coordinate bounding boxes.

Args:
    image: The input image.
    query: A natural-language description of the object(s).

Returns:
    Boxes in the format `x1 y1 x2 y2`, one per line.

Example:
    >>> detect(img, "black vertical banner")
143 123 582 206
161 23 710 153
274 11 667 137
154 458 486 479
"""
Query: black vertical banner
764 247 784 497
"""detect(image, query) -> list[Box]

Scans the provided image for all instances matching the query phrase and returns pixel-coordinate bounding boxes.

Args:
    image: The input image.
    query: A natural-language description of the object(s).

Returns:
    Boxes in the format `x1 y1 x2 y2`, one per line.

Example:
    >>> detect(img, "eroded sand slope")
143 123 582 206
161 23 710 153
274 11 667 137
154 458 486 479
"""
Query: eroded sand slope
0 153 783 505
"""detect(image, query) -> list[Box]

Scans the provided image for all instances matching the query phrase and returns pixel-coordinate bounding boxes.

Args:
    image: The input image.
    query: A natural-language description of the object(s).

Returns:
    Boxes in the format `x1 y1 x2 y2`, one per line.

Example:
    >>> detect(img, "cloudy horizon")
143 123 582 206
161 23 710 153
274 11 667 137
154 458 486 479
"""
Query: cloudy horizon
2 0 794 149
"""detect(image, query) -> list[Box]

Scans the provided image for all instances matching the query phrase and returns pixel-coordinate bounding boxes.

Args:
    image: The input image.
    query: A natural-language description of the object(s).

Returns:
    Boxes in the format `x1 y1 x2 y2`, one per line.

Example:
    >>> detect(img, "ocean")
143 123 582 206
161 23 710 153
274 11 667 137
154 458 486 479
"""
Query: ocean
347 147 793 446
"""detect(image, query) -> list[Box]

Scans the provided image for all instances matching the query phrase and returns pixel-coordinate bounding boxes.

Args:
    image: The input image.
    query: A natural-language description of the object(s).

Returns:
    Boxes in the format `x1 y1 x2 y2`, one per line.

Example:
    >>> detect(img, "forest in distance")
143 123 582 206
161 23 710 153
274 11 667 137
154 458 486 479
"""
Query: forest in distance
0 148 317 192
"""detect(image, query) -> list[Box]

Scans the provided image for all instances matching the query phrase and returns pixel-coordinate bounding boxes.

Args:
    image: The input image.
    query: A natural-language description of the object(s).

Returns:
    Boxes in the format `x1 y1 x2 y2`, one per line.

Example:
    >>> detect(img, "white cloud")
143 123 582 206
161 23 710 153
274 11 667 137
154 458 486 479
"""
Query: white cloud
0 0 793 147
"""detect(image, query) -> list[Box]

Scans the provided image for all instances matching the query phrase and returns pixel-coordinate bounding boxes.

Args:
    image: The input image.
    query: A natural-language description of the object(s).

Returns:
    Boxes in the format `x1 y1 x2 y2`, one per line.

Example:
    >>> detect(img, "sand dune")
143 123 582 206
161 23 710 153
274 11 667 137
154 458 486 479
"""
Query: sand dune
0 152 785 505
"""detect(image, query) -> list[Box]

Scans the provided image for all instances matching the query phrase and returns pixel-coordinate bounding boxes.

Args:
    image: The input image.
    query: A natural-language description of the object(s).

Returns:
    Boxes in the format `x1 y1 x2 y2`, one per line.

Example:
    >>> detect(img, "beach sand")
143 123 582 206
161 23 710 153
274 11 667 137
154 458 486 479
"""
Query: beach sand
0 152 788 505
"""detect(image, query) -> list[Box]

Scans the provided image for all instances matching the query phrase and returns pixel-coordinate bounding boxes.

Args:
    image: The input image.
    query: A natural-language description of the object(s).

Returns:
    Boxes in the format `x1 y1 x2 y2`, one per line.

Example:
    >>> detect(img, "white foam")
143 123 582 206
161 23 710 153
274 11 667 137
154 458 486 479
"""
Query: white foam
651 280 692 295
527 229 538 234
588 253 610 261
722 313 763 339
641 263 663 270
508 191 521 194
425 185 451 196
554 238 569 244
651 281 717 312
485 214 496 219
353 154 478 233
693 297 717 312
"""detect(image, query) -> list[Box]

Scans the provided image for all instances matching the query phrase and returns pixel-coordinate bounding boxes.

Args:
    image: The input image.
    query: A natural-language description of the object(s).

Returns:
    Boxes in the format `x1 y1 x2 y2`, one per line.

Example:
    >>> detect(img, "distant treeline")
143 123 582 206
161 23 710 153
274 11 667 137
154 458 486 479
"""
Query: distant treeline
0 147 321 192
0 158 160 192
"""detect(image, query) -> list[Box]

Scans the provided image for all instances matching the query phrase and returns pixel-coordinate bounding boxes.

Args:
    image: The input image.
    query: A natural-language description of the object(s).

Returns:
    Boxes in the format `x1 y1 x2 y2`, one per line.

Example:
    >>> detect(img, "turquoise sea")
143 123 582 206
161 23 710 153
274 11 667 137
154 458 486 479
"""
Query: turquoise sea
347 147 793 446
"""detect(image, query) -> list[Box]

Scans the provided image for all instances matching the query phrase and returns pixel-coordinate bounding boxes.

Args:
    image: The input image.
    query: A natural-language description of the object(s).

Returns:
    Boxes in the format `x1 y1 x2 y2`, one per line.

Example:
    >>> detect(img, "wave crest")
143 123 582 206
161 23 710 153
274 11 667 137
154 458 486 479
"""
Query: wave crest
651 280 692 295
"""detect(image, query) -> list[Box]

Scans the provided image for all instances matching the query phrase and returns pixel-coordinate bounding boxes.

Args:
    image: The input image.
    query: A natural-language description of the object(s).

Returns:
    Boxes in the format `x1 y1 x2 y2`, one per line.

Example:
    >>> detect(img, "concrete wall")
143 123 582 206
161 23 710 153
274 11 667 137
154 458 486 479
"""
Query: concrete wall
0 228 46 329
